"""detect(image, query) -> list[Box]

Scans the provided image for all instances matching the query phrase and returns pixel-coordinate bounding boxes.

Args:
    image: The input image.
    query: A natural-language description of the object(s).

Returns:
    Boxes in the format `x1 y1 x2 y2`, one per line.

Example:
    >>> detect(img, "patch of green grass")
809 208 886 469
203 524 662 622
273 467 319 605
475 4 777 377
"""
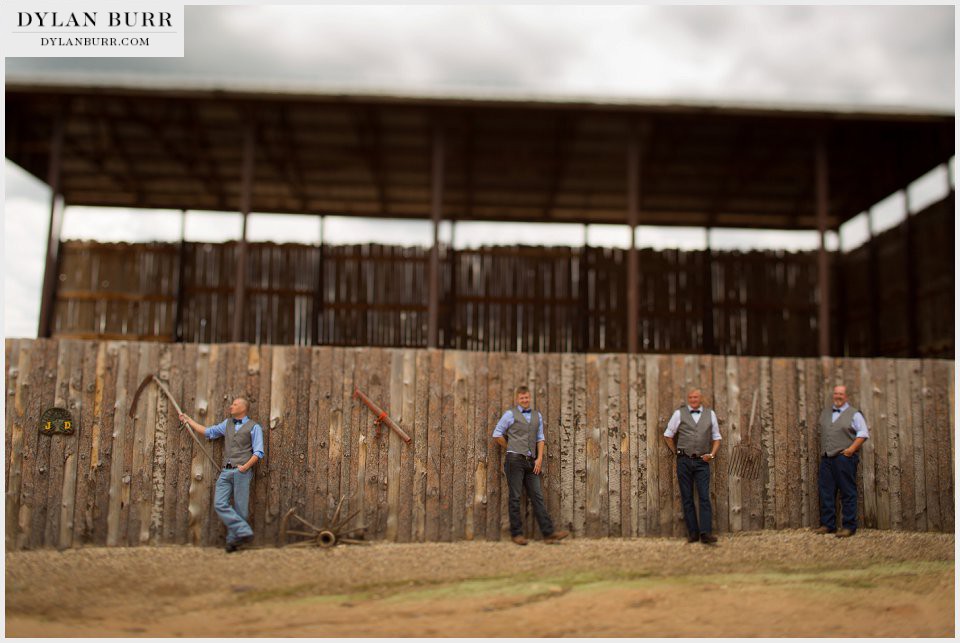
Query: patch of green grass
240 560 953 606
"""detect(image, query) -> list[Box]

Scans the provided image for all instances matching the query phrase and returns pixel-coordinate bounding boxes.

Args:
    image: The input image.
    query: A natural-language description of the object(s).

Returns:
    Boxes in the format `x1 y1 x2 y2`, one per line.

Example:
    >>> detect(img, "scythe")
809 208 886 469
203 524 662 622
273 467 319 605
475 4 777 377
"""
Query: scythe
129 374 220 473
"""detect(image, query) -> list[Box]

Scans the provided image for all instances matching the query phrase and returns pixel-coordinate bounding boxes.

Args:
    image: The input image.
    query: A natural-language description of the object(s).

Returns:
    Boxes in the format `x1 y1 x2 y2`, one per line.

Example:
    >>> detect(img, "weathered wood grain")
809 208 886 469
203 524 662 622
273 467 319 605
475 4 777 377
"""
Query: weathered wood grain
921 360 942 531
5 340 955 547
413 350 430 541
425 349 443 541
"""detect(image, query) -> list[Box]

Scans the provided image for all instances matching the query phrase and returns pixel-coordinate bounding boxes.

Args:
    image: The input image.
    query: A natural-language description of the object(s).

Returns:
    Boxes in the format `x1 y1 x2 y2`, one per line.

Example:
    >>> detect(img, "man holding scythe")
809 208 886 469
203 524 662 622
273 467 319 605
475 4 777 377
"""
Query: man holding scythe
180 397 264 552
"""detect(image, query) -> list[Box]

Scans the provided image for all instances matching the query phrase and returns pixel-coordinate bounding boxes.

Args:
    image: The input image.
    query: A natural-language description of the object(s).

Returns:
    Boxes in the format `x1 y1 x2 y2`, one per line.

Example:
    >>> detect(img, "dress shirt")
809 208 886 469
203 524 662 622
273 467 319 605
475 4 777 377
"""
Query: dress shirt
492 406 545 456
663 406 722 441
831 403 870 440
205 416 265 459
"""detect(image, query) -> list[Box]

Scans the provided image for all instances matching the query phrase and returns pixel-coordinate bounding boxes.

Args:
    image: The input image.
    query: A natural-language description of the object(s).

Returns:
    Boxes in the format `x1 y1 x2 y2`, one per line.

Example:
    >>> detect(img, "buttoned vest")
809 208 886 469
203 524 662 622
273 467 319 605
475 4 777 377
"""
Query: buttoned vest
819 406 859 457
223 419 256 467
676 405 713 455
506 408 540 456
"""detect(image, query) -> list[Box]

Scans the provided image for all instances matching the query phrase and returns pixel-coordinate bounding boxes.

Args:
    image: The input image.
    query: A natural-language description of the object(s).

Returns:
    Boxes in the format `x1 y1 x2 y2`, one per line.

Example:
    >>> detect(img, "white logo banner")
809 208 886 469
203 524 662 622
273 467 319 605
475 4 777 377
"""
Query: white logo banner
4 2 184 57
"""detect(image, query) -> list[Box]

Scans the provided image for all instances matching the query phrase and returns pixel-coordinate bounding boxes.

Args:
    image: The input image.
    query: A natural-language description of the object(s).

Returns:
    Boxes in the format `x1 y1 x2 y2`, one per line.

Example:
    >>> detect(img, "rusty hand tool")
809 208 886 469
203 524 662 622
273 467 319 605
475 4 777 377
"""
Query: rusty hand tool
130 374 220 473
729 390 762 480
353 387 411 444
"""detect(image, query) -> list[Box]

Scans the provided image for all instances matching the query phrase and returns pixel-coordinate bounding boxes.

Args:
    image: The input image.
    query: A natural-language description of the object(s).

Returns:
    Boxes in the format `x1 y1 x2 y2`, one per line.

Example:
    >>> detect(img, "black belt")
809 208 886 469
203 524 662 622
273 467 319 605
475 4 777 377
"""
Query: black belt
224 462 237 469
506 452 535 460
677 450 703 459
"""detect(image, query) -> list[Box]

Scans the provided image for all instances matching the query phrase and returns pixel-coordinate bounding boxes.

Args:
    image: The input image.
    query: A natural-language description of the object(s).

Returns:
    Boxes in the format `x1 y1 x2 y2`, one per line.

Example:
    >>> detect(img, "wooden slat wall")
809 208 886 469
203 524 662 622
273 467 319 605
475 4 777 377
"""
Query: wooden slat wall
46 194 954 359
5 338 954 550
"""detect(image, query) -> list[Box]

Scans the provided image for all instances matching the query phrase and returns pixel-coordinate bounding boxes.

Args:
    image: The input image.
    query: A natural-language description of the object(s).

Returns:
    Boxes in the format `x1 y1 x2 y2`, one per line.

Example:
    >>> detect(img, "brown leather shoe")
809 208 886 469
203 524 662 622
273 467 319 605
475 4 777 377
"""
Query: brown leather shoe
835 528 854 538
813 526 834 535
511 535 528 546
699 533 718 545
544 530 569 543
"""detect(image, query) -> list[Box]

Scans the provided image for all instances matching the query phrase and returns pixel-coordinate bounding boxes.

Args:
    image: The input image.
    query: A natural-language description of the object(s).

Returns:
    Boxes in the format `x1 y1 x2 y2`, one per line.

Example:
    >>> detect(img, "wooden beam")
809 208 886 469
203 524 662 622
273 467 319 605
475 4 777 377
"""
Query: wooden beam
427 122 444 348
314 216 326 345
703 229 715 354
815 135 831 356
866 208 879 355
902 190 918 356
37 111 65 338
625 125 639 354
231 119 255 342
173 210 188 342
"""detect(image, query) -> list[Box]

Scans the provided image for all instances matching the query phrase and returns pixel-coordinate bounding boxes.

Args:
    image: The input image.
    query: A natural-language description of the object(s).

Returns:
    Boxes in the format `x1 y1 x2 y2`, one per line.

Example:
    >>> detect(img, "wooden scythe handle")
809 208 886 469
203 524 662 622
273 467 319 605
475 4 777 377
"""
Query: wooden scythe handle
129 374 220 473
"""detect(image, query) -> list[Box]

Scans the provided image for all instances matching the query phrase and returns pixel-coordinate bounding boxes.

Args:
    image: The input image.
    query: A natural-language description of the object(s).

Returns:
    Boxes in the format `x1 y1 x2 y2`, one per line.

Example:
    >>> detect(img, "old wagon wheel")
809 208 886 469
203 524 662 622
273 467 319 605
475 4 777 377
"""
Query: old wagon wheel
278 495 369 548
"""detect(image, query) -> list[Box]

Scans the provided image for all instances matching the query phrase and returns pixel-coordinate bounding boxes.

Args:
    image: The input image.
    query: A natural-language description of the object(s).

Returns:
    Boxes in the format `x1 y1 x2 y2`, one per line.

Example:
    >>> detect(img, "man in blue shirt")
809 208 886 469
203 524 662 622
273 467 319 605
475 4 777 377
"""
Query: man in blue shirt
180 397 265 552
814 385 869 538
492 385 569 545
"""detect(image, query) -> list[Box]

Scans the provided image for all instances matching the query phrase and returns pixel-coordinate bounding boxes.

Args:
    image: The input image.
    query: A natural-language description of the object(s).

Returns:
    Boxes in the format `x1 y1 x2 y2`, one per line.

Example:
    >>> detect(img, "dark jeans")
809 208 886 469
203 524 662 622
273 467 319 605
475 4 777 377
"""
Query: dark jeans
677 456 713 537
504 453 555 538
819 453 859 532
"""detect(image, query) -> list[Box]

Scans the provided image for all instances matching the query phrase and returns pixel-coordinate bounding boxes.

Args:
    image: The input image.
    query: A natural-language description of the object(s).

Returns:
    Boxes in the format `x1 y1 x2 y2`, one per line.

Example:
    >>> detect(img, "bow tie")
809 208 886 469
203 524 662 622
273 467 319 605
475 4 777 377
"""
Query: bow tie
690 409 701 413
832 408 842 413
520 408 531 413
233 419 244 425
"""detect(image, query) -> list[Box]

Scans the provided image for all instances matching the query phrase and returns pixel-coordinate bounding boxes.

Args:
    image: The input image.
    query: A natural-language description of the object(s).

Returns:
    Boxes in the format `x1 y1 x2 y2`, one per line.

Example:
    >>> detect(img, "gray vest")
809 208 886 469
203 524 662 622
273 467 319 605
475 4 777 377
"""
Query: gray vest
223 418 256 467
506 407 540 456
676 405 713 455
820 406 858 457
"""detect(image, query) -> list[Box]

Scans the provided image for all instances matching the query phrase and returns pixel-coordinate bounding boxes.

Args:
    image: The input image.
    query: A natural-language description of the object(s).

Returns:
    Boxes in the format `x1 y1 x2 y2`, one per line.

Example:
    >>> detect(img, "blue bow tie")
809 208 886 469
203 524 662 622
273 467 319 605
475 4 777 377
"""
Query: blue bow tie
690 409 701 413
233 418 244 425
832 408 842 413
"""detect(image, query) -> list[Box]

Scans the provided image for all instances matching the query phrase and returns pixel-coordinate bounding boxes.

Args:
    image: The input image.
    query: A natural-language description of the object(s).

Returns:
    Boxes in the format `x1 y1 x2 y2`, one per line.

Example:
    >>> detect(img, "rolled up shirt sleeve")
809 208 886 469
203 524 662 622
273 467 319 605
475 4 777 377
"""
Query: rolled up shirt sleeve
251 423 265 459
537 413 545 442
663 410 682 438
492 410 514 438
204 419 227 440
710 411 722 441
852 412 870 440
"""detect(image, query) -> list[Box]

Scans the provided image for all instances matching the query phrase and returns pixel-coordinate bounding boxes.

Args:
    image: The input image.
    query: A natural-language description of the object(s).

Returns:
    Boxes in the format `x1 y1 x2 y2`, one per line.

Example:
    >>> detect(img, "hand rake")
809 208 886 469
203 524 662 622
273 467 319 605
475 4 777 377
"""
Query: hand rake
729 390 763 480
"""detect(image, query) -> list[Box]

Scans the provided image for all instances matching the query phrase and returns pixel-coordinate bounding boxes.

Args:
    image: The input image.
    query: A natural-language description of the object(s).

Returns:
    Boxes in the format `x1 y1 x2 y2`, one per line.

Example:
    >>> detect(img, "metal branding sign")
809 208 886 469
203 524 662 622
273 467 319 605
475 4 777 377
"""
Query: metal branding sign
39 407 75 435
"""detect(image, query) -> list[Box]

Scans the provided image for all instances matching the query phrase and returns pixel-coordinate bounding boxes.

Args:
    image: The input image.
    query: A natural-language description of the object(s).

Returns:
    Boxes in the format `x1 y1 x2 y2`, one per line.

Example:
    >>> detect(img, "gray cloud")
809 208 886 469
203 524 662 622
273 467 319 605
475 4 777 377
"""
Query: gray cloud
6 5 953 108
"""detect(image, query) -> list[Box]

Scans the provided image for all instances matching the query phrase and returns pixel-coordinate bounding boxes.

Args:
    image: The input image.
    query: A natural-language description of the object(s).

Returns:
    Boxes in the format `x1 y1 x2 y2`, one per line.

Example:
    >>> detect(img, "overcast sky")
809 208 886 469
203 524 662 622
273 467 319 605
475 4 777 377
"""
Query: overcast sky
3 4 956 338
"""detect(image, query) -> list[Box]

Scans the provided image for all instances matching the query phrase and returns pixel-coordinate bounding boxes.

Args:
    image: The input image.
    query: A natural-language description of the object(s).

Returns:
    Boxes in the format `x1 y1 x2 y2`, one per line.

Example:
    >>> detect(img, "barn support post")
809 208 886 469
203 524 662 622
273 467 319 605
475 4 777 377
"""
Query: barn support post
816 135 831 357
902 189 919 356
173 209 188 342
231 120 255 343
866 208 880 355
37 112 66 338
626 126 640 354
427 122 445 348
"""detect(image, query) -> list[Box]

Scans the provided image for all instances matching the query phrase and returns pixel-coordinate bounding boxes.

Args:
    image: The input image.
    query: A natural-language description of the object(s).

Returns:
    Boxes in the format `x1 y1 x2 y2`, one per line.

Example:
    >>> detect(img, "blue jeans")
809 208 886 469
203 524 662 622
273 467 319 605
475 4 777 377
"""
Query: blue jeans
504 453 555 538
677 456 713 537
819 453 859 532
215 467 254 544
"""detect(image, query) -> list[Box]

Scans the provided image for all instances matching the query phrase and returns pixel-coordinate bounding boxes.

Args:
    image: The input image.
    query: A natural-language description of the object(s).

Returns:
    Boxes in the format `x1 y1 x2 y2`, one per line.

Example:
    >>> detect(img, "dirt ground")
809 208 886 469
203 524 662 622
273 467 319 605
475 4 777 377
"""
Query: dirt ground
5 529 954 638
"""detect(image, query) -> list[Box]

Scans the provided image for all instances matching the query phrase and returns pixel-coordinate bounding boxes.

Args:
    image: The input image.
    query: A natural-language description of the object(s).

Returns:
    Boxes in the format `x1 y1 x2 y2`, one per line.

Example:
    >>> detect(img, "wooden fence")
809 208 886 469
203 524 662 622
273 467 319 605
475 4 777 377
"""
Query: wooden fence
5 338 953 550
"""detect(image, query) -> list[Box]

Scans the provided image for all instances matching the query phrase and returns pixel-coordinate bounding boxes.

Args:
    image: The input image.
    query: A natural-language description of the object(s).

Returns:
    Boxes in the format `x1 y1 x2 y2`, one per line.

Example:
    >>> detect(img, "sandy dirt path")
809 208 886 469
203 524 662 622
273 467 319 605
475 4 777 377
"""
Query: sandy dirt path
6 529 954 637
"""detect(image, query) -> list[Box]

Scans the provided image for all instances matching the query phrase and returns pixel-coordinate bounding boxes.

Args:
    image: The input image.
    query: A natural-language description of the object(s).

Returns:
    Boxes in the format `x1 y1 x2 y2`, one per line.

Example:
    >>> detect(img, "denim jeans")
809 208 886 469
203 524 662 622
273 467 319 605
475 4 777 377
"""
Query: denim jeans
504 453 555 538
214 467 254 544
819 452 859 532
676 456 713 537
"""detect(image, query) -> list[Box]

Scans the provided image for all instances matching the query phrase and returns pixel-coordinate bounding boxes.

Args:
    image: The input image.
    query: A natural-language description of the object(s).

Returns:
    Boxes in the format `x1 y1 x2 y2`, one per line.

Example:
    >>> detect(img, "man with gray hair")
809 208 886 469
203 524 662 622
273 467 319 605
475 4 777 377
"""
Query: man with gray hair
181 396 264 552
663 388 721 545
814 385 869 538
